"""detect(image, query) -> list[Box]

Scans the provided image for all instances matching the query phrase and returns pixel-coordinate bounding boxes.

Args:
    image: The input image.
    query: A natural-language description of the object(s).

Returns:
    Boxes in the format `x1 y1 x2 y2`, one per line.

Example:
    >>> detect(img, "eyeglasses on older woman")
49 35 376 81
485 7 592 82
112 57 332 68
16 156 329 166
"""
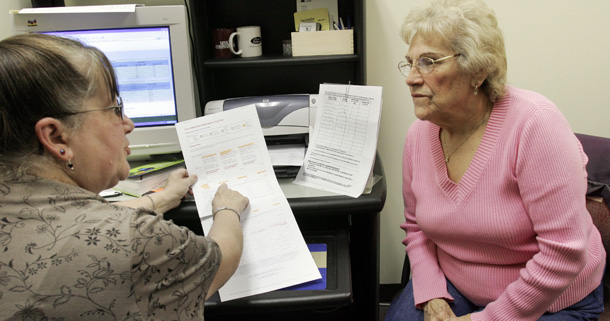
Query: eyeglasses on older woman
398 53 461 77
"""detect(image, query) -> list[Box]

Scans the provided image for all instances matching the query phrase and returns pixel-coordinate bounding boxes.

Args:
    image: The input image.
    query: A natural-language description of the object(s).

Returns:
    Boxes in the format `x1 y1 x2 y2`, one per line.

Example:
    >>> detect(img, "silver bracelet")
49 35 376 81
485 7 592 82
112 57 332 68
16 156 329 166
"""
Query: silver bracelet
212 206 240 220
145 195 155 211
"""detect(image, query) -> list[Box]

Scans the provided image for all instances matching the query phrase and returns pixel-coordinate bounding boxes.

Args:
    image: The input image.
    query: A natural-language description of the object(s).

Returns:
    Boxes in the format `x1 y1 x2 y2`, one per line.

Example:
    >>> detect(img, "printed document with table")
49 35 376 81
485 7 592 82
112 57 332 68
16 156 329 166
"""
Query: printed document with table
176 106 320 301
294 84 382 198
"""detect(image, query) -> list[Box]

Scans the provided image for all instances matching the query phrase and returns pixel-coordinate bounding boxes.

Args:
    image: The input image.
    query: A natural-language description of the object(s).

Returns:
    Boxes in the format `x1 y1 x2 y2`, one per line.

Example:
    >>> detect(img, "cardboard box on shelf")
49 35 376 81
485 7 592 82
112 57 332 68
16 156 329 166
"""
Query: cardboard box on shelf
291 29 353 57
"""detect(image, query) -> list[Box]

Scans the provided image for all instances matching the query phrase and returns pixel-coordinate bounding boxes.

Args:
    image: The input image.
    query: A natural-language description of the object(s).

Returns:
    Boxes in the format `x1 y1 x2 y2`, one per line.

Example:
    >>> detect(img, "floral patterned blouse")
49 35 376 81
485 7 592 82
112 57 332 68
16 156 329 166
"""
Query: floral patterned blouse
0 175 221 321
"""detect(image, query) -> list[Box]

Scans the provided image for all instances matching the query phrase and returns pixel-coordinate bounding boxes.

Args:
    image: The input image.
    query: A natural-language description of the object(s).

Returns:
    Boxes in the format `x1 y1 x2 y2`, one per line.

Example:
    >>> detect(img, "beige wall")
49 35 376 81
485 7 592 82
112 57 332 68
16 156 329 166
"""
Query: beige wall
3 0 610 285
368 0 610 284
1 0 30 40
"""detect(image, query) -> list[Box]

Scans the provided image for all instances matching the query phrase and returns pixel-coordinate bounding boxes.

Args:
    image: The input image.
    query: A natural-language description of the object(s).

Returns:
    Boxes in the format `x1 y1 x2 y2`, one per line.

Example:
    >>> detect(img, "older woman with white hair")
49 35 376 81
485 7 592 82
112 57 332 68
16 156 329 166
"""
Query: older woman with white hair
386 0 605 320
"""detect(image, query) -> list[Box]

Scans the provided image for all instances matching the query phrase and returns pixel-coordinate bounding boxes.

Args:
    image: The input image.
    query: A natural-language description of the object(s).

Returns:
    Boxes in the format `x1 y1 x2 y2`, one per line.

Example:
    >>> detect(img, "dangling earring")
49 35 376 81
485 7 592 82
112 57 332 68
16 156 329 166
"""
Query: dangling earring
67 159 74 170
474 83 479 96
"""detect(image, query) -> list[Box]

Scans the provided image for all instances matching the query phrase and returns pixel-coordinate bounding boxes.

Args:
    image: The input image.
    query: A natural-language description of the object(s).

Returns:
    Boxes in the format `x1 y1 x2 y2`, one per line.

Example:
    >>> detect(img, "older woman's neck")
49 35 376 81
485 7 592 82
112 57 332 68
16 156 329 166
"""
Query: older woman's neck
443 96 492 137
27 157 79 188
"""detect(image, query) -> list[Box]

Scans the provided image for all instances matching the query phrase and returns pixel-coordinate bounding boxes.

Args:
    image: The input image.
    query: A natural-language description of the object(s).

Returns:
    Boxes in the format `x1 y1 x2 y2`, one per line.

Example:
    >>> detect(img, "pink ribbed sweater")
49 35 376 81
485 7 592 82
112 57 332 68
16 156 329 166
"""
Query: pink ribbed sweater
401 86 605 321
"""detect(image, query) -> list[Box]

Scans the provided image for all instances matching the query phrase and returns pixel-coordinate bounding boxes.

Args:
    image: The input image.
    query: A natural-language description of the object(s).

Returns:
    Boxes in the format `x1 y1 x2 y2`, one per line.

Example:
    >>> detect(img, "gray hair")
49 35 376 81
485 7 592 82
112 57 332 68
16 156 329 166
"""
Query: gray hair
400 0 507 101
0 33 119 179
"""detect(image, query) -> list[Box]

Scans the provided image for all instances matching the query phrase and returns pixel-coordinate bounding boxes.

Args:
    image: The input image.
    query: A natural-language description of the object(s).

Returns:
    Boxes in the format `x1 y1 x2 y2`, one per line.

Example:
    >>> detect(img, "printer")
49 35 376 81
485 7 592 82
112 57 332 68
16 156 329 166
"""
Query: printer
204 94 319 177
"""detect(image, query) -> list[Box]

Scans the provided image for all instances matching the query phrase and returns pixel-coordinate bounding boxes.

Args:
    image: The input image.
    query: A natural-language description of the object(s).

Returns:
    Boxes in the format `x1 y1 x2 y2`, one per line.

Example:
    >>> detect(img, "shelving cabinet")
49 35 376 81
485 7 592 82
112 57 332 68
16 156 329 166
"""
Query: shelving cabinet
187 0 365 105
184 1 379 321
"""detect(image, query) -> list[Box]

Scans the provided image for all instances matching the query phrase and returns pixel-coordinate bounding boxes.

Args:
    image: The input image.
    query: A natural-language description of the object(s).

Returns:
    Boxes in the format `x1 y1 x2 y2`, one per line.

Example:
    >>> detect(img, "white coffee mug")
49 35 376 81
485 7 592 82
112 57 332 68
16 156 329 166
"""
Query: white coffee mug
229 26 262 57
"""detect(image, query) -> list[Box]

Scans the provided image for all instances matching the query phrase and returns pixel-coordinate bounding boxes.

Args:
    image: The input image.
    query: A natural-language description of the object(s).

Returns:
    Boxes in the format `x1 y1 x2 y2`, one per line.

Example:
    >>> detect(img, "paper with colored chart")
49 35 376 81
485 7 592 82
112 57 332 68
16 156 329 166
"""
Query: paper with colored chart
175 105 321 301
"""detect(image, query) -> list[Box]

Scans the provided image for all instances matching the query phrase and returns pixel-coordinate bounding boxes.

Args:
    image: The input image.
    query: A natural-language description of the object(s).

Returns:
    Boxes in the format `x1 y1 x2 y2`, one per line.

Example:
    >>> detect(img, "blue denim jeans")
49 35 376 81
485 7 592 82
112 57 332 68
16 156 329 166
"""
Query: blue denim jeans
385 277 604 321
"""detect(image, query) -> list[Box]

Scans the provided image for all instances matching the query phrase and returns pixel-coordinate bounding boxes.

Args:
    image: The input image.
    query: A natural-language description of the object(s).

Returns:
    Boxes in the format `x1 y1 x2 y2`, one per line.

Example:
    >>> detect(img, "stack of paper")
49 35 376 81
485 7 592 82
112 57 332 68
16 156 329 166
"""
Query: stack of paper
293 7 330 31
296 0 338 26
293 84 383 198
113 160 185 196
176 106 321 301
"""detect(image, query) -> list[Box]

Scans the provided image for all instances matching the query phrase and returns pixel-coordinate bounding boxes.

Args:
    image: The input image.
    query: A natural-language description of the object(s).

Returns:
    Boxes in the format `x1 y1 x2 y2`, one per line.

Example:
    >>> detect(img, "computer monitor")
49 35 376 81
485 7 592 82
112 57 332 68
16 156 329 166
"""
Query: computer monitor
9 5 199 160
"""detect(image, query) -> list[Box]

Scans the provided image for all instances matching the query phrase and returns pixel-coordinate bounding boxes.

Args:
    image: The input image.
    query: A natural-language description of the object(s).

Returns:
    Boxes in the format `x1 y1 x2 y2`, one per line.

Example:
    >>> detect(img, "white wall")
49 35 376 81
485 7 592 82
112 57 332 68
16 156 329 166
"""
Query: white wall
1 0 31 40
367 0 610 284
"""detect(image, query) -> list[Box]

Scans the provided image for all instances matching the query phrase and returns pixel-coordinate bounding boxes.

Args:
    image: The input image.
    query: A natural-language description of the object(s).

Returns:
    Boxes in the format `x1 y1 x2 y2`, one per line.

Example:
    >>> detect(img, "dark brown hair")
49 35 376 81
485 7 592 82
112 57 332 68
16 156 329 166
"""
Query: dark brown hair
0 33 119 177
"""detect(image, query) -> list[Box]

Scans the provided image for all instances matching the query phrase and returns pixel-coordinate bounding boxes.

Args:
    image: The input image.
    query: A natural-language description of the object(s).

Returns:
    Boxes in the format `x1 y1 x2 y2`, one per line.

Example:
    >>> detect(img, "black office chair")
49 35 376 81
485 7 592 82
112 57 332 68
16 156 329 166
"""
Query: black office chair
400 255 411 290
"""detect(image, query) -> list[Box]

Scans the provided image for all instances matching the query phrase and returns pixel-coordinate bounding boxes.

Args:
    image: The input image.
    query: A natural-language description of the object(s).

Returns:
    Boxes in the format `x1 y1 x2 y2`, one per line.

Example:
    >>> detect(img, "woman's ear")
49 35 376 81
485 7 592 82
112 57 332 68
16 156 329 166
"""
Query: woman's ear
472 70 489 88
35 117 72 159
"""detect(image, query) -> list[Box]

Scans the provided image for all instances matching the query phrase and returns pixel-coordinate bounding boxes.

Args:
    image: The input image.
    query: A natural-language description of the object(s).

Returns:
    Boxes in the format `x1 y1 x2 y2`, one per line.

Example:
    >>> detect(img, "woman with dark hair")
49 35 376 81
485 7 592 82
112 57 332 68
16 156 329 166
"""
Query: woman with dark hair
0 33 248 320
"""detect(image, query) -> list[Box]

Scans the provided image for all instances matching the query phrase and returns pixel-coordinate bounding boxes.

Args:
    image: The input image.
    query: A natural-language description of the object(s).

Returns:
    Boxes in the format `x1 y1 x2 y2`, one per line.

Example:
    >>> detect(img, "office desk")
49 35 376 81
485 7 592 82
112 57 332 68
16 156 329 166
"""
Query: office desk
165 155 386 321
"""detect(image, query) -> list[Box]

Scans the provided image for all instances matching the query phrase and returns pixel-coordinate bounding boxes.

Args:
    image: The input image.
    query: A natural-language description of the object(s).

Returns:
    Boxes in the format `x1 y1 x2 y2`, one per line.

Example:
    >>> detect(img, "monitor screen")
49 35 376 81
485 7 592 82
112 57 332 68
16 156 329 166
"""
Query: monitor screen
10 6 199 160
42 27 179 128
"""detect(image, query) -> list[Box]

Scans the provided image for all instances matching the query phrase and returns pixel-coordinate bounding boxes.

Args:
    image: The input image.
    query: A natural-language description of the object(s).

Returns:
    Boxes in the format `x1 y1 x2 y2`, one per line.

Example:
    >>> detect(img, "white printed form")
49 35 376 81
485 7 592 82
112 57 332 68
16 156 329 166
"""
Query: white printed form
176 106 320 301
294 84 382 197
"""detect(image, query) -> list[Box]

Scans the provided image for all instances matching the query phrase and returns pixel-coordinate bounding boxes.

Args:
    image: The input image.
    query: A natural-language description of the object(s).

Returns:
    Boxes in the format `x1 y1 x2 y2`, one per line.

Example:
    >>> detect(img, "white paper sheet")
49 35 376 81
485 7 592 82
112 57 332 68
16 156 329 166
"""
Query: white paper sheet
175 106 320 301
267 144 306 166
293 84 382 198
